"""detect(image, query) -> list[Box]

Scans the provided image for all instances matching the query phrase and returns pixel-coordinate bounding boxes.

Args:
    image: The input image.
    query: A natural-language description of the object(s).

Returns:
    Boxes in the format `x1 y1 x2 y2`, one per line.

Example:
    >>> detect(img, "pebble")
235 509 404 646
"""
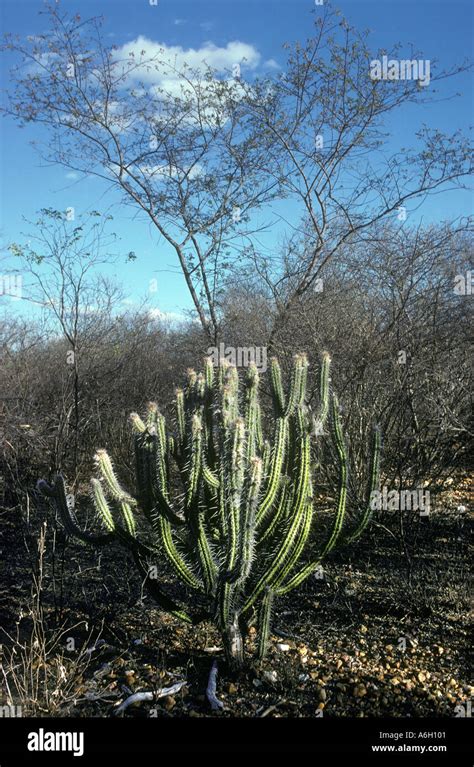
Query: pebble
315 686 327 702
353 684 367 698
276 643 290 652
262 670 278 685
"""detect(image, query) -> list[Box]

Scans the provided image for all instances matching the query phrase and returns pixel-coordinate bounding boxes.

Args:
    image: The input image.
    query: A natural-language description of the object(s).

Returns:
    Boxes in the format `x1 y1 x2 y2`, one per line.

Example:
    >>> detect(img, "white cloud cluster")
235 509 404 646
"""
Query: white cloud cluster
147 308 188 324
112 36 261 84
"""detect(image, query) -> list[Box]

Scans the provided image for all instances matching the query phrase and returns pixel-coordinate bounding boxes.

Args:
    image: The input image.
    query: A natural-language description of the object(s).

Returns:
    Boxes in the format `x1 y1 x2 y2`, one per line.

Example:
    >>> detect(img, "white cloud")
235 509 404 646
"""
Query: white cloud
106 38 262 131
264 58 280 70
148 75 248 128
65 171 79 180
148 308 187 324
112 37 261 85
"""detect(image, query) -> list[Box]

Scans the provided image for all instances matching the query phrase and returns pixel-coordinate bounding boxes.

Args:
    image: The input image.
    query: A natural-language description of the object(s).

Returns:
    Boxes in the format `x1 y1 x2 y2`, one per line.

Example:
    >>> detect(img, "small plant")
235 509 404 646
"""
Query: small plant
38 353 380 668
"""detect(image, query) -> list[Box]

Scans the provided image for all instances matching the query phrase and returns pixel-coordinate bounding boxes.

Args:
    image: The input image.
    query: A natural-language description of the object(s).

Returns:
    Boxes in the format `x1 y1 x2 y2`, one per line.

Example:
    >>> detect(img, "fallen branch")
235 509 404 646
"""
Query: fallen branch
206 660 224 711
114 681 187 716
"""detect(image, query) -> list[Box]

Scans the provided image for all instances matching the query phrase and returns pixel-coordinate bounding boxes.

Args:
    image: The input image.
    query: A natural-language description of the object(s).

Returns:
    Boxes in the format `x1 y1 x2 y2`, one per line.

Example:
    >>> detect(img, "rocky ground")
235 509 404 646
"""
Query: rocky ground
0 478 471 718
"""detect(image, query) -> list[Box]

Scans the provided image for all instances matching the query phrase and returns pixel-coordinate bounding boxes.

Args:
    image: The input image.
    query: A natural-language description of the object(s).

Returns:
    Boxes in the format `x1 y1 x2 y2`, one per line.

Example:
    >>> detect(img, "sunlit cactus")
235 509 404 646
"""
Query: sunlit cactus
38 352 381 667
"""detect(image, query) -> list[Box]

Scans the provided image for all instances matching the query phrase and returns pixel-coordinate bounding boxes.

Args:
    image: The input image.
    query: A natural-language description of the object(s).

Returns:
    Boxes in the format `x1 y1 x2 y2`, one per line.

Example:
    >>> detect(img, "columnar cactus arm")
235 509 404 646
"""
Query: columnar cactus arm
134 432 155 516
196 510 218 593
313 352 331 432
154 410 169 496
93 449 138 536
130 549 201 624
129 412 146 433
187 413 218 593
270 357 285 416
202 458 219 489
155 515 202 589
242 405 311 615
226 455 263 586
175 388 185 452
276 394 348 596
261 439 271 480
244 364 260 461
118 501 136 538
343 425 381 544
276 400 377 596
258 477 291 545
273 500 313 591
284 353 309 417
255 418 288 525
39 475 151 559
94 450 136 508
185 415 203 511
37 476 114 545
317 393 348 558
135 431 185 526
90 478 115 532
274 558 319 595
256 588 274 661
238 456 263 583
217 417 246 629
255 403 263 453
256 355 309 527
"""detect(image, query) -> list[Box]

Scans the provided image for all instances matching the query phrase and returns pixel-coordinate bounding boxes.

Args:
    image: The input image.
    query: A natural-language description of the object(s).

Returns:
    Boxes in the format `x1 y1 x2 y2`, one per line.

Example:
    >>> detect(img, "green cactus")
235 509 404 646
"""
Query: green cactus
38 352 380 668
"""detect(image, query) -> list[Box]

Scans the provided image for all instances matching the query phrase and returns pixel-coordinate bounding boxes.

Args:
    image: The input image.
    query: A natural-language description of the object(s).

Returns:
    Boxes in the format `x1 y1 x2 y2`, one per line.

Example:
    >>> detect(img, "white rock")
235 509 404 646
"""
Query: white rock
276 642 290 652
262 670 278 684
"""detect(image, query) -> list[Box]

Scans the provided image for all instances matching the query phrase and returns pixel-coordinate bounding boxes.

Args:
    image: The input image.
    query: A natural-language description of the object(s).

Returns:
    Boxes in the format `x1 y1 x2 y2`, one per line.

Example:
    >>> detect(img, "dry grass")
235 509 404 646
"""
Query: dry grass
1 523 97 716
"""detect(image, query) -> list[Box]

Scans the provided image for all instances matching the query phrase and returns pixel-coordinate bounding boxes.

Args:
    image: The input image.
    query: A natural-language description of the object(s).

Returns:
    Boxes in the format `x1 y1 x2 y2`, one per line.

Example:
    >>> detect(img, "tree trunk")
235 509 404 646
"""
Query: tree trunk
222 615 244 669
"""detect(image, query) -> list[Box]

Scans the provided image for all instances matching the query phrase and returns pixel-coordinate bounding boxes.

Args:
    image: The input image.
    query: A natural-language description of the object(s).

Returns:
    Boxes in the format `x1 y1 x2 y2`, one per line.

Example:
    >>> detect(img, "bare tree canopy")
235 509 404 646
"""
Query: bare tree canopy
2 2 472 343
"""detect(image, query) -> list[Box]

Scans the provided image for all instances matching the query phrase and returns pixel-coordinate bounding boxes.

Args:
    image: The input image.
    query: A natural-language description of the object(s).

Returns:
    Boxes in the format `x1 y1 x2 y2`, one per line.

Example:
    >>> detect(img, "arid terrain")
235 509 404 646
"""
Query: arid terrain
1 478 471 719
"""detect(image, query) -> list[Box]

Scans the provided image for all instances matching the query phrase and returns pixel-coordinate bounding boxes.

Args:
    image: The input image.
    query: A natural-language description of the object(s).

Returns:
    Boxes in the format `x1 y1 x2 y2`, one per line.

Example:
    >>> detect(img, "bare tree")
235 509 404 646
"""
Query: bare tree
8 208 123 476
242 4 472 347
1 3 279 342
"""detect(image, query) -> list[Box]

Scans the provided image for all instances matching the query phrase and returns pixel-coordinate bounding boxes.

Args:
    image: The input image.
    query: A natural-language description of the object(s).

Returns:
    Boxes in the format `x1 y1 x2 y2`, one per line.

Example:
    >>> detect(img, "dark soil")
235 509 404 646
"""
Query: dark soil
0 479 471 718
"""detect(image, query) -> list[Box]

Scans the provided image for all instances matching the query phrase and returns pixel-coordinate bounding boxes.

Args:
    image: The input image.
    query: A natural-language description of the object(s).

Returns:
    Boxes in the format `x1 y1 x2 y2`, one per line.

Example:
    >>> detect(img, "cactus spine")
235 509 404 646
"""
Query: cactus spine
38 352 380 667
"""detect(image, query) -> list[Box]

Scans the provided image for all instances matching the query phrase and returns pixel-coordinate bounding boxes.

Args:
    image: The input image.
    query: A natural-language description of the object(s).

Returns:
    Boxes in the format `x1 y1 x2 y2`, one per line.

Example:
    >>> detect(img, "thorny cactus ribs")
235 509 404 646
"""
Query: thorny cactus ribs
38 353 381 668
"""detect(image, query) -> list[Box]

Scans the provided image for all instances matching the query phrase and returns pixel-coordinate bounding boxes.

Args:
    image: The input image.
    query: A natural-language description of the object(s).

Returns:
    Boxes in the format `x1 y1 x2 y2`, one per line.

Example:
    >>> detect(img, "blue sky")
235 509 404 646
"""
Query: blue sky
1 0 473 321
